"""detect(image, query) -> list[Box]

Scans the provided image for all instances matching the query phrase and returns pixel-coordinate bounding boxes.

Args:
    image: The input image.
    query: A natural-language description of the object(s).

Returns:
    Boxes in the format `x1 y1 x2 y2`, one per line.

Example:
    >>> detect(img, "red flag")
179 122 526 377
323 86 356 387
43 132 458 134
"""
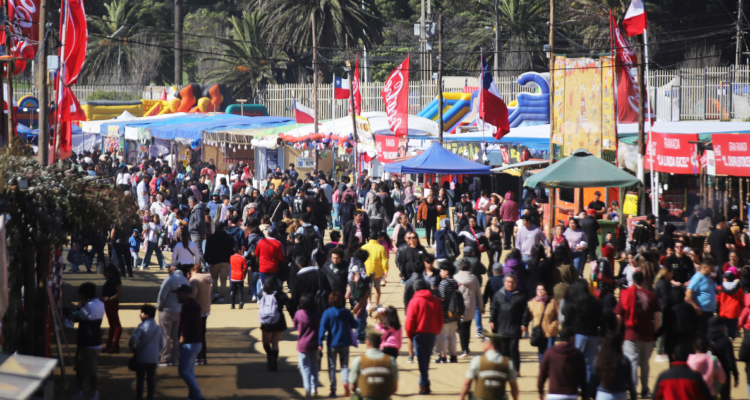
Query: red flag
611 15 653 124
55 0 88 159
622 0 647 37
478 54 510 139
293 96 315 124
333 75 350 99
349 55 362 115
381 55 409 138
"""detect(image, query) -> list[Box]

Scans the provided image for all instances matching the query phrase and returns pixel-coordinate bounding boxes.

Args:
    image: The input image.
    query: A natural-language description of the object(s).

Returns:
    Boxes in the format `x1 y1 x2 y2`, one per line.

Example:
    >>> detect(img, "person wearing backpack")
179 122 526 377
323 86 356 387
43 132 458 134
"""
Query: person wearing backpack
259 276 290 371
435 261 460 364
318 291 359 398
489 273 529 376
434 219 459 263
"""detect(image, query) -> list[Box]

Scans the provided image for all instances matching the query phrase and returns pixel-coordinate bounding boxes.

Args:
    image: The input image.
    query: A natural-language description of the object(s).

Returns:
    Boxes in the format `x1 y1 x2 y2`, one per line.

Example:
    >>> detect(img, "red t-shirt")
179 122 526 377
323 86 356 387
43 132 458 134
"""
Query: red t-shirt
255 238 285 274
615 287 661 342
230 254 247 282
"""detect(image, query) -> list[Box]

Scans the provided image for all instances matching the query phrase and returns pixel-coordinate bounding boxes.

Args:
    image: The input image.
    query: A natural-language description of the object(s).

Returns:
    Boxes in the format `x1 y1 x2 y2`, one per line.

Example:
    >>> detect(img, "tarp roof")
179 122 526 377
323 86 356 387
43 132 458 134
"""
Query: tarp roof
203 116 295 134
383 142 491 174
524 148 641 188
101 114 206 136
150 115 293 140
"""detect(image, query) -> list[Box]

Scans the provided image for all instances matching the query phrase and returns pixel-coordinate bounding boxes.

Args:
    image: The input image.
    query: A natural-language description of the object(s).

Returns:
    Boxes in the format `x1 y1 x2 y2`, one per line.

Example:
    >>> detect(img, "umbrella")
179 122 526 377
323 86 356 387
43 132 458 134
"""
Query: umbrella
524 148 641 188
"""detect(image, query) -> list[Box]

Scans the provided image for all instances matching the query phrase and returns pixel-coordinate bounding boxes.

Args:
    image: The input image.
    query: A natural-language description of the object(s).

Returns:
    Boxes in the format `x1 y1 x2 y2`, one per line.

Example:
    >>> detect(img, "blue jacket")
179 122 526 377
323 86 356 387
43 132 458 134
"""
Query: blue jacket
129 236 142 252
434 229 447 259
318 306 358 347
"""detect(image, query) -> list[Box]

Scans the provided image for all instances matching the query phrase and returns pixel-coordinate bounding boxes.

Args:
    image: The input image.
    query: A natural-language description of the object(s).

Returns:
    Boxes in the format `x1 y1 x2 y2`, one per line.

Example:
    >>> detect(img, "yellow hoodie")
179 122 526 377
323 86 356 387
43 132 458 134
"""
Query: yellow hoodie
361 239 389 279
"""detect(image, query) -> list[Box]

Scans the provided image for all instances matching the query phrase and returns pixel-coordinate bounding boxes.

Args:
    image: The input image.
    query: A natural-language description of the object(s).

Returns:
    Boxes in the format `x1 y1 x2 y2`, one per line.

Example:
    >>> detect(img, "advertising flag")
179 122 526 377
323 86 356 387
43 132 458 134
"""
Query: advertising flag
381 55 410 138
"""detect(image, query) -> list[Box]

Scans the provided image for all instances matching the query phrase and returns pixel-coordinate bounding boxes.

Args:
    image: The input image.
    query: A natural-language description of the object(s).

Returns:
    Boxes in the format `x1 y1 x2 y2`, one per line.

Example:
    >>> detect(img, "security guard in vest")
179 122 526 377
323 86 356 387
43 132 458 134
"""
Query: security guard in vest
349 326 398 400
459 332 519 400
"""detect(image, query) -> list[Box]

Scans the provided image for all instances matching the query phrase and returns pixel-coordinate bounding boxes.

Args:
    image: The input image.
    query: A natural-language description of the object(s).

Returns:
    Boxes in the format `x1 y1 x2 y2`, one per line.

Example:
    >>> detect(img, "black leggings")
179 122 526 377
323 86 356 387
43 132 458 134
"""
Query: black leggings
487 242 503 273
382 346 399 359
231 281 244 306
425 219 437 245
135 362 156 400
502 222 515 250
458 320 472 353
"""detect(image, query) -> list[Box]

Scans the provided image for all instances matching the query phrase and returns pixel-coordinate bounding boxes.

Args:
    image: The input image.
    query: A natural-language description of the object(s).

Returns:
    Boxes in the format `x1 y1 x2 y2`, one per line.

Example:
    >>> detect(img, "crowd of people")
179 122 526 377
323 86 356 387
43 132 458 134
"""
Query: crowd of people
64 150 750 400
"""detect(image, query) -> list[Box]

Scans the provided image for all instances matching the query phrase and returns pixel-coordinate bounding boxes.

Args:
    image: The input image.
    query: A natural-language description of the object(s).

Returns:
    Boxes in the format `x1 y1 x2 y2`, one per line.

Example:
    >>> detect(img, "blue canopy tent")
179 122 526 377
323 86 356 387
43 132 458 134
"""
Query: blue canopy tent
201 116 295 134
20 124 99 154
100 114 207 136
150 114 262 140
383 142 491 174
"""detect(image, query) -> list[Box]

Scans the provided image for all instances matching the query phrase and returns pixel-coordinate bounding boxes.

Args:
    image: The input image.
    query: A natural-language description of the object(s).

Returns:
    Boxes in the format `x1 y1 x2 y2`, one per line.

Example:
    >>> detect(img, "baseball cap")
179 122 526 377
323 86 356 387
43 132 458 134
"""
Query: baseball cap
594 191 601 196
267 226 278 236
694 205 703 211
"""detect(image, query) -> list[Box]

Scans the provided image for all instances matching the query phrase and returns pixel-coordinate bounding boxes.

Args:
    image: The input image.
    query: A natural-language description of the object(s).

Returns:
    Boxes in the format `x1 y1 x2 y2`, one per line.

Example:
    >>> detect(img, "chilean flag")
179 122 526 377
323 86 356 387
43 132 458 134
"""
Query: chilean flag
333 75 351 99
622 0 647 36
293 96 315 124
478 55 510 140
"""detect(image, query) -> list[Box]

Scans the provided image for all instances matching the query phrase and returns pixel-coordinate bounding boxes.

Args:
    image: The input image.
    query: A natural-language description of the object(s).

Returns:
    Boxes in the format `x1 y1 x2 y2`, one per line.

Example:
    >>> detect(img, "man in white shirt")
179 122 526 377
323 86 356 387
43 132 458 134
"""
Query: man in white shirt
150 194 170 218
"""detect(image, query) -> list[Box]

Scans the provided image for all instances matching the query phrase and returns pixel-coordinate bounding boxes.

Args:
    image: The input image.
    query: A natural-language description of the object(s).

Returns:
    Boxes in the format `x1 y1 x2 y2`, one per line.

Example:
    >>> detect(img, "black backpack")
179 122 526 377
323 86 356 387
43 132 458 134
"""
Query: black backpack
302 225 318 253
443 230 460 259
447 288 465 318
632 221 652 246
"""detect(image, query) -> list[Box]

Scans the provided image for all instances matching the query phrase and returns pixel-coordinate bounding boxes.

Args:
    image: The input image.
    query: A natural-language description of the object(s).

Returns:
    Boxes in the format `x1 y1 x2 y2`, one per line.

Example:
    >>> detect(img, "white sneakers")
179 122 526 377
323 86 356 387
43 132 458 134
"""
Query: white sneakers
654 354 669 362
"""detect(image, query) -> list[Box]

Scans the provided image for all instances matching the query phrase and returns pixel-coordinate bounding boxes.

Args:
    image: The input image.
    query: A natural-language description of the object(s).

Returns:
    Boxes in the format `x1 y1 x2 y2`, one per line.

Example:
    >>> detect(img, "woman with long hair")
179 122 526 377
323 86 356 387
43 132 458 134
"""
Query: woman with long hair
172 230 200 269
416 194 439 248
527 243 554 296
527 284 554 362
564 219 588 275
189 263 213 365
591 332 636 400
485 216 503 267
404 180 416 225
391 181 405 208
101 264 123 353
311 190 329 235
259 276 290 371
653 264 674 362
635 254 657 291
388 204 406 230
366 195 388 233
562 279 605 384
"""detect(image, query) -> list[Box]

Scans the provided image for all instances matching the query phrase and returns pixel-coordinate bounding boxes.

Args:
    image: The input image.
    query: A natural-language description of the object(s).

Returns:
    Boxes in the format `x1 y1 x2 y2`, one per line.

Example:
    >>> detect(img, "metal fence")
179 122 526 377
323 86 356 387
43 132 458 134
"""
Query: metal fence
253 76 537 119
11 84 170 103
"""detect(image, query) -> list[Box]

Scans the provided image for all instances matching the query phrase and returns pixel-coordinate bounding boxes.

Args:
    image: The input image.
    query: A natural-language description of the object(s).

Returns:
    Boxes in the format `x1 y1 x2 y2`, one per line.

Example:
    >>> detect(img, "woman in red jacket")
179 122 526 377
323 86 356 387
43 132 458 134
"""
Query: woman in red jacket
717 270 744 339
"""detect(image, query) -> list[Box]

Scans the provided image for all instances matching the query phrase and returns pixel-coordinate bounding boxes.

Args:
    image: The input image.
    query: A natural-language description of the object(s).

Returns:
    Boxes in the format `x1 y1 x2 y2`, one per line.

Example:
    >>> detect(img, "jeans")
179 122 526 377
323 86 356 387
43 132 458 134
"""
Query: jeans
575 334 601 384
474 306 483 334
353 299 368 340
141 241 165 270
130 250 140 273
299 351 320 394
538 337 555 362
436 321 458 355
499 337 521 374
178 343 203 400
571 251 586 276
198 316 208 361
333 203 341 227
623 340 654 393
405 202 415 225
412 333 437 388
327 345 349 389
522 255 532 264
595 391 628 400
190 233 205 268
230 281 244 306
476 212 486 229
135 363 157 400
458 320 473 353
251 272 260 298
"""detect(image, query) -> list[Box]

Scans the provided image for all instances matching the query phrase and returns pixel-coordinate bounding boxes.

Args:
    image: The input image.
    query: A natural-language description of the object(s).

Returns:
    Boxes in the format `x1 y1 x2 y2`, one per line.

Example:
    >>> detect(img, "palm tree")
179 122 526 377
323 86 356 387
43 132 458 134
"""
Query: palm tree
84 0 160 82
202 11 290 96
253 0 384 50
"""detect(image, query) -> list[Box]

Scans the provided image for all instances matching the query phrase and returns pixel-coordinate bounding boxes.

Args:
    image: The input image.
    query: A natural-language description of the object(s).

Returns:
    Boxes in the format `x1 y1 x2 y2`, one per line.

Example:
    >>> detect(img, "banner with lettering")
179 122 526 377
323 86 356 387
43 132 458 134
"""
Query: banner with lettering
374 134 408 163
646 131 699 174
381 56 410 138
712 134 750 176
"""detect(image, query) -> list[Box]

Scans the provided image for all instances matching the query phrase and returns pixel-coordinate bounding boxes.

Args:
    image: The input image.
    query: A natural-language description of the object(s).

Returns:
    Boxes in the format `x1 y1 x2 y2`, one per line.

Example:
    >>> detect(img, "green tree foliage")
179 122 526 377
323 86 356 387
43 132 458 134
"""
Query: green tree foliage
184 9 231 83
202 12 290 97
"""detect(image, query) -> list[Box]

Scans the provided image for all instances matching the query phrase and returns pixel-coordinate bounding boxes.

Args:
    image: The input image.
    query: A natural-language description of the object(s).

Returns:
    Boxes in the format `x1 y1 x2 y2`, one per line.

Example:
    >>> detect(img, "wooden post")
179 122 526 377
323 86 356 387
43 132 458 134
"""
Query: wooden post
437 14 444 145
36 0 49 165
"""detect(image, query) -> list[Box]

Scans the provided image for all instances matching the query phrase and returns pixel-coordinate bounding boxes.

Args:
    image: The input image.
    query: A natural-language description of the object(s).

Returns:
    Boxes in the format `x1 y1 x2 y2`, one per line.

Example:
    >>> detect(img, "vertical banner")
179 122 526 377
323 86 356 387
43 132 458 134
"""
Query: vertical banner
601 57 617 151
551 56 565 146
381 56 410 138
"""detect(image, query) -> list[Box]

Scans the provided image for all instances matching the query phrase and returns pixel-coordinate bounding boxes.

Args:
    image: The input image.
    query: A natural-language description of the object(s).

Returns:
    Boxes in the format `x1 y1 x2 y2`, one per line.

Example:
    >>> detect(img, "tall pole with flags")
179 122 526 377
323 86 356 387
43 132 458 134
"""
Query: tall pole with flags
53 0 68 162
311 11 319 169
346 36 359 183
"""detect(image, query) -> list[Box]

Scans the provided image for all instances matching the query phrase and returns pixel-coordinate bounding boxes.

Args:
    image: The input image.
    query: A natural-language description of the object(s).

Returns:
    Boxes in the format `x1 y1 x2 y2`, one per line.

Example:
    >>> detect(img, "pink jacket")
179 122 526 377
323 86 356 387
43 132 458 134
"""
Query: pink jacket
376 323 402 350
738 293 750 331
687 353 725 397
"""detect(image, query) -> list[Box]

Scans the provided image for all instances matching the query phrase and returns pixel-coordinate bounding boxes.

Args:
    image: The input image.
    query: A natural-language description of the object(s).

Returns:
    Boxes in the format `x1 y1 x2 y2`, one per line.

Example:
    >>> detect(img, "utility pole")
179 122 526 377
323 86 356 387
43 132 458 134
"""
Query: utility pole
5 3 14 144
494 0 500 80
637 35 646 215
737 0 744 67
36 0 49 165
437 14 444 144
547 0 555 235
312 11 319 168
420 0 426 81
174 0 183 86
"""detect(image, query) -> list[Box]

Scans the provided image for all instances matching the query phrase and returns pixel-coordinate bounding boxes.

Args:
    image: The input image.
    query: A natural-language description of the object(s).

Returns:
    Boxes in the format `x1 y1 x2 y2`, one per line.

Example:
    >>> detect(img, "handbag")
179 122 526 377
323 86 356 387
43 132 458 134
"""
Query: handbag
128 324 159 371
470 227 486 253
529 302 549 347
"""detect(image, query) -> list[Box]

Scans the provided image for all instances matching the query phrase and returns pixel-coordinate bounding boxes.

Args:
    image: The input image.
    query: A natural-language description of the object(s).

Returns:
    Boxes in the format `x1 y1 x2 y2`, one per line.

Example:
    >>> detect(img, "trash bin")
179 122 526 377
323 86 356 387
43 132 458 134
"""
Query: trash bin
596 220 620 258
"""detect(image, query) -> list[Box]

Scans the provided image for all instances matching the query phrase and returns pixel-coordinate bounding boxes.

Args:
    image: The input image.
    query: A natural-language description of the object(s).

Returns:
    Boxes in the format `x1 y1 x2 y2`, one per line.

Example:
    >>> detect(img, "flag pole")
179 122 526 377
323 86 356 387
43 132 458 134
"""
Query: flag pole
345 37 358 189
644 29 659 224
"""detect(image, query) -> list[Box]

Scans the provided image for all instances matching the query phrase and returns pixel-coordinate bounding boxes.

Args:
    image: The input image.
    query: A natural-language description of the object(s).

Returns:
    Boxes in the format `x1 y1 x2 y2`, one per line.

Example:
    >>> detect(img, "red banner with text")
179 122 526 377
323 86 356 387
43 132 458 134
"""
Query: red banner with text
713 134 750 176
374 134 408 163
646 131 700 174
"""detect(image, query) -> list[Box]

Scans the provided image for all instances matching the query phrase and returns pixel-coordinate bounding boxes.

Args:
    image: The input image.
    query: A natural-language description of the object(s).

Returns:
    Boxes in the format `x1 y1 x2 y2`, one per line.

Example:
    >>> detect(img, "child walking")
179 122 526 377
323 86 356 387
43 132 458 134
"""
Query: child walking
293 294 322 397
375 306 402 359
129 229 141 273
229 246 247 309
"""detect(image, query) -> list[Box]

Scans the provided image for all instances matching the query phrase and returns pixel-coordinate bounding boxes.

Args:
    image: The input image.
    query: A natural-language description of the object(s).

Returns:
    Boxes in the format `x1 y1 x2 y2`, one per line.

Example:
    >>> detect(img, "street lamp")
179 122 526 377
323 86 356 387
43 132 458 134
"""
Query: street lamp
109 26 127 84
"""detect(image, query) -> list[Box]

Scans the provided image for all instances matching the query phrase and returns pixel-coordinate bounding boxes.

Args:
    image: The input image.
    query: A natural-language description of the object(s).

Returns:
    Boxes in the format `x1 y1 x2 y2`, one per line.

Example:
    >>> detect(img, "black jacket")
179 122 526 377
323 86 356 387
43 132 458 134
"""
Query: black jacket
204 230 234 264
455 201 473 218
709 328 738 381
396 245 426 279
188 202 207 237
739 326 750 375
289 266 321 315
342 219 370 248
483 274 504 306
490 288 529 338
561 297 605 337
339 202 356 227
654 278 673 312
319 261 349 296
403 272 422 308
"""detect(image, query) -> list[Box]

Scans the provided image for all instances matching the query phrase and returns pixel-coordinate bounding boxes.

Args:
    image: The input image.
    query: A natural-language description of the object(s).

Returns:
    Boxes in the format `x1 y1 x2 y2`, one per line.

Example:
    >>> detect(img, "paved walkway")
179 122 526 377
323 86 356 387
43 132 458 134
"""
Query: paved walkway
55 242 750 399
